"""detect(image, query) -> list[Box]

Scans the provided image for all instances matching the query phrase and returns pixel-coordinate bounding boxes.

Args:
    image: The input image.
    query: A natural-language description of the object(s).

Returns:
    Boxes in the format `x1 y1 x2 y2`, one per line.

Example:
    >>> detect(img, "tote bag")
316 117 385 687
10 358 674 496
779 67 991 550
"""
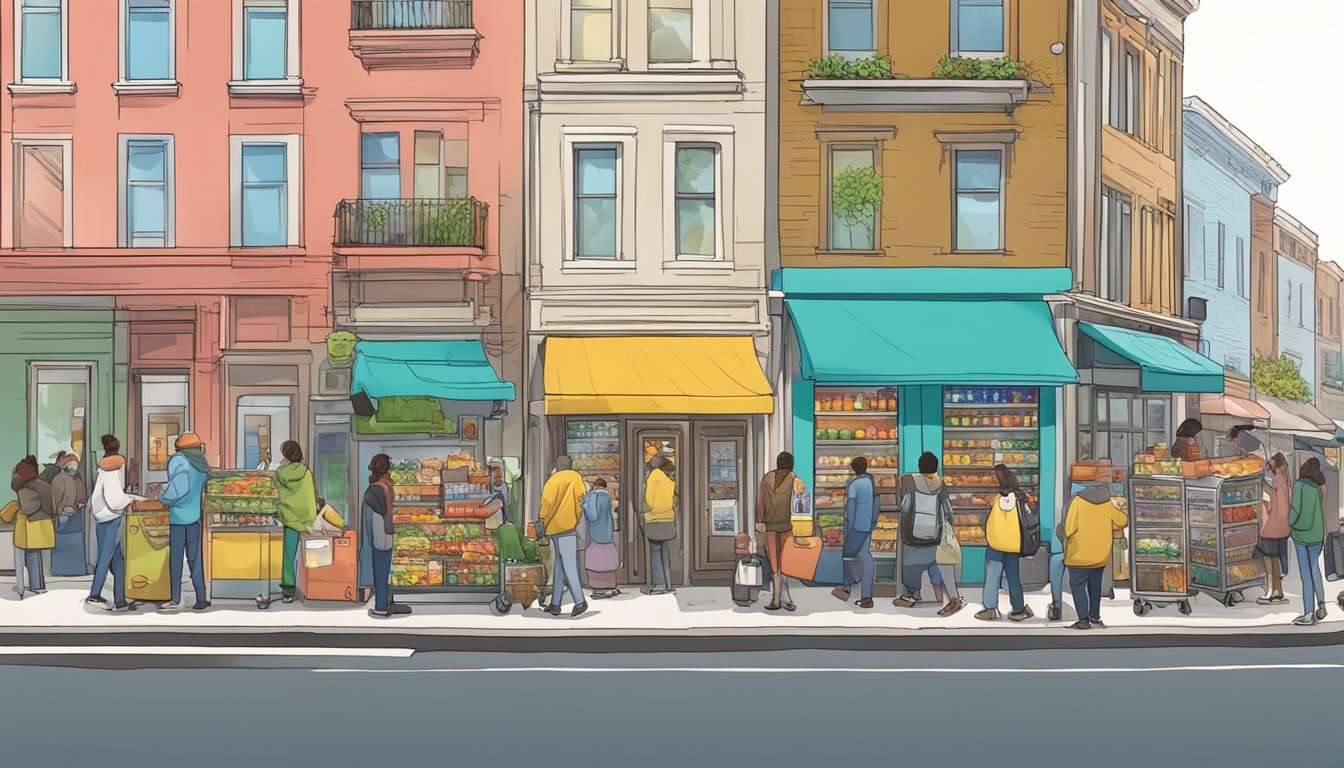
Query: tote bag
779 533 823 580
16 514 56 551
936 522 962 565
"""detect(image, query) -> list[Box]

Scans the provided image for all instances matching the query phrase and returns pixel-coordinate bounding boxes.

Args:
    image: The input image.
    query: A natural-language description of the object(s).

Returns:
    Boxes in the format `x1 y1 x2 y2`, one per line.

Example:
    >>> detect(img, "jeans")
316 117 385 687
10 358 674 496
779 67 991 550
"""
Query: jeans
1294 540 1325 615
1069 566 1105 622
371 547 392 612
548 533 584 607
169 522 206 605
13 547 44 592
649 540 673 590
90 517 127 605
281 527 300 592
1049 552 1066 605
984 548 1025 613
842 528 875 600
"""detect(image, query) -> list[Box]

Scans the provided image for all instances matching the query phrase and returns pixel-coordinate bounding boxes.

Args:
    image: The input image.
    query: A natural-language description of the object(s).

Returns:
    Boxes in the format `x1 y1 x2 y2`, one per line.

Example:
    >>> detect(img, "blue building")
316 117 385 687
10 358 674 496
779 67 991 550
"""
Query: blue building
1276 210 1319 396
1182 97 1288 378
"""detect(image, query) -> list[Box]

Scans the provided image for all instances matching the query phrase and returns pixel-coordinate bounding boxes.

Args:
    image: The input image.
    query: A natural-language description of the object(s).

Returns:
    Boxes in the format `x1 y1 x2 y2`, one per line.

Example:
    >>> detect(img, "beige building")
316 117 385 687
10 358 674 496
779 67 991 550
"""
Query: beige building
523 1 770 586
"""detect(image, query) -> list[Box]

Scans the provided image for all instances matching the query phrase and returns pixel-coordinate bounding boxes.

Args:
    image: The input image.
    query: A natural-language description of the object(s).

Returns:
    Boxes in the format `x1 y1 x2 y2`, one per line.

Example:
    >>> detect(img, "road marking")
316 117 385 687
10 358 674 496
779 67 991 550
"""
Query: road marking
315 663 1344 674
0 646 415 658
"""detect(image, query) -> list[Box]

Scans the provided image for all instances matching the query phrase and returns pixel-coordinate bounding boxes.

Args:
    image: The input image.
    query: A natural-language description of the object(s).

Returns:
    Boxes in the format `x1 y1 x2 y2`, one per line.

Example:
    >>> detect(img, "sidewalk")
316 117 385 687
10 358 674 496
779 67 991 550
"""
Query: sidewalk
4 573 1343 648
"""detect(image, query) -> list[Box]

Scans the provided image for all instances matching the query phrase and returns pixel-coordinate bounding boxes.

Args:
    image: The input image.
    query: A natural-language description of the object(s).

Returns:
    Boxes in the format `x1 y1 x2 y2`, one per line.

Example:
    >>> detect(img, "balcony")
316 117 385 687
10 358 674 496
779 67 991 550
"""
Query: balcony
349 1 481 70
333 198 488 271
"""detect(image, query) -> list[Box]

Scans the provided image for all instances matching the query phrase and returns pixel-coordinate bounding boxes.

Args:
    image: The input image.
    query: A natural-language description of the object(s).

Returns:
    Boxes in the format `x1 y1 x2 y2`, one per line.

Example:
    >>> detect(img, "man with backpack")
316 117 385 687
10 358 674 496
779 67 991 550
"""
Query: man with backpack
977 464 1040 621
892 452 961 616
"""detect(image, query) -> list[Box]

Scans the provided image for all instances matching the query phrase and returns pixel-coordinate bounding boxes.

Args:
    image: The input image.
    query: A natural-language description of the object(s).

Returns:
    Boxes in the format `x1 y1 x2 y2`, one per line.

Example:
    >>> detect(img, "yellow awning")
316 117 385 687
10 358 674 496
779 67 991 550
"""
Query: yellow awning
545 336 774 415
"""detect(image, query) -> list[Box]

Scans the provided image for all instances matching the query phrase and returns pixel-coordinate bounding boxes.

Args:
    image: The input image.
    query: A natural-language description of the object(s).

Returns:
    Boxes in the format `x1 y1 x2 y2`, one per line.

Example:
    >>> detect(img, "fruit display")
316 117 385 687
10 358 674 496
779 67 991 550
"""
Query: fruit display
815 387 898 413
1226 562 1260 584
943 410 1038 429
209 513 278 528
443 502 495 519
1131 456 1183 476
205 473 276 498
1224 525 1258 549
1210 456 1265 479
1135 563 1186 593
1191 564 1217 588
1222 504 1257 525
204 472 279 517
816 514 845 529
815 488 847 510
944 438 1040 450
942 451 1039 468
822 527 843 546
1190 529 1218 548
957 526 986 545
1191 549 1219 567
1226 544 1257 564
393 508 442 524
1136 537 1182 562
814 417 898 442
944 387 1038 405
815 454 899 469
204 495 280 515
1133 504 1182 525
395 484 441 502
1134 483 1181 501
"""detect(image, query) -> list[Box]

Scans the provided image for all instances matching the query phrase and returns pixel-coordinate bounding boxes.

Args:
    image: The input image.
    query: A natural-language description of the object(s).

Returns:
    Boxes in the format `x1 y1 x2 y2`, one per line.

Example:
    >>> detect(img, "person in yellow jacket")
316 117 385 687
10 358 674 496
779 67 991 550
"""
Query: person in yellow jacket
1062 484 1128 630
976 465 1031 622
538 454 588 617
642 455 678 595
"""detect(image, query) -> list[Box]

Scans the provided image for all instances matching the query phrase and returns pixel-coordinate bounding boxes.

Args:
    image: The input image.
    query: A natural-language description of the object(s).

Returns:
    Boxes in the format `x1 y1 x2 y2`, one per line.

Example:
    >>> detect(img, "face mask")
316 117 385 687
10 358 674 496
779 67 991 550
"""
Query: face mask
998 493 1017 511
63 465 78 476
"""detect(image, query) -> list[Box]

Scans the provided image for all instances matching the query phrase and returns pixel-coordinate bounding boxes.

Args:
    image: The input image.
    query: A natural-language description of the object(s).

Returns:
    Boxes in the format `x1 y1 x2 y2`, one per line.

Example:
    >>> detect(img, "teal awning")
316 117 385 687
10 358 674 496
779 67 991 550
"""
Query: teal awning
352 340 516 402
786 298 1077 386
1078 322 1223 393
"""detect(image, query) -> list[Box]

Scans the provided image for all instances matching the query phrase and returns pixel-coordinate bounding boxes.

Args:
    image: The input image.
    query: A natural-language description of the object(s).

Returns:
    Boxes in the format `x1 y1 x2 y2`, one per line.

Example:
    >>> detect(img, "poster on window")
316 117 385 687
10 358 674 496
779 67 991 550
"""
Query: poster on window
710 499 738 537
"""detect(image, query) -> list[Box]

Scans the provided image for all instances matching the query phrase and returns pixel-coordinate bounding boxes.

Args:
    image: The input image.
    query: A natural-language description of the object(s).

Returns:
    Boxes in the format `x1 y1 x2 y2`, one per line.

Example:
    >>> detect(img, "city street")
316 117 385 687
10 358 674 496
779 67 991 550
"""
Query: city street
0 644 1339 766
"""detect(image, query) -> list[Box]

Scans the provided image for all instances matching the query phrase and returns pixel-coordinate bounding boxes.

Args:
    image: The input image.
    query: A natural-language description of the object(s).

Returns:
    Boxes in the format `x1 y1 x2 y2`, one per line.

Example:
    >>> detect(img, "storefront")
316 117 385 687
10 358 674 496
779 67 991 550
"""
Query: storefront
775 267 1077 586
541 335 773 586
1257 395 1343 529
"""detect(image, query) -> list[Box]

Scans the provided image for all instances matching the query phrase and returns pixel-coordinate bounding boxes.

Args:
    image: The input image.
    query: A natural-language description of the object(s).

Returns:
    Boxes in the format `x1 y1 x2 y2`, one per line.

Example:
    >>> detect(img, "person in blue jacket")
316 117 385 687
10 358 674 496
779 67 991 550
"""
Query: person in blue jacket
157 432 212 612
832 457 878 608
582 477 621 599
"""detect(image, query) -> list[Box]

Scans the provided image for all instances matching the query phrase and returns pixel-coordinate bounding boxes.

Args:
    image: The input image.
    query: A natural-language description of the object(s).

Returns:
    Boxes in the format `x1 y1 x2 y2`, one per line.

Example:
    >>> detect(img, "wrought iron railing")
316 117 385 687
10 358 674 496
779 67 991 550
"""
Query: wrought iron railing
350 0 473 30
333 198 488 249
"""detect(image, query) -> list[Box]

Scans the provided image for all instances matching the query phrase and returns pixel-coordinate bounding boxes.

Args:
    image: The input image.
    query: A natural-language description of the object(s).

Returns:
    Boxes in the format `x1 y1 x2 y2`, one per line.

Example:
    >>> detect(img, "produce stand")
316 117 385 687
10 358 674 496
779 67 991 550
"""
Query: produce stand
390 461 504 605
1187 469 1265 607
202 470 282 610
126 500 171 604
1128 475 1195 616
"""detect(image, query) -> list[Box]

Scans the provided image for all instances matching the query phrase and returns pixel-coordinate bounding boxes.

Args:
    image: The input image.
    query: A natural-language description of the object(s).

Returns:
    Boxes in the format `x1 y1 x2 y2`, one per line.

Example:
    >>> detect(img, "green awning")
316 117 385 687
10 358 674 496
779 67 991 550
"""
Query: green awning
352 340 516 402
786 298 1077 386
1078 322 1223 393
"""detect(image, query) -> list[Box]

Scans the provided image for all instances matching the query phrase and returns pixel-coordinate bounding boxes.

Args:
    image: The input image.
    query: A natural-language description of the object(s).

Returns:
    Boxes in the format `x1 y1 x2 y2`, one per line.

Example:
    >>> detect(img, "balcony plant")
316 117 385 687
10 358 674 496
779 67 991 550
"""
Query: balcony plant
808 53 894 80
830 165 884 250
932 56 1029 80
1252 354 1312 403
414 199 483 247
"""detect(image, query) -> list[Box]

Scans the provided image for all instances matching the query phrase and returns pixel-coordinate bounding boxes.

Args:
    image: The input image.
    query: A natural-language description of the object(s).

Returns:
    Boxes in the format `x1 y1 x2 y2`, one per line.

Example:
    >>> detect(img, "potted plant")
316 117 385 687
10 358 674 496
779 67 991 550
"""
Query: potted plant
830 165 884 250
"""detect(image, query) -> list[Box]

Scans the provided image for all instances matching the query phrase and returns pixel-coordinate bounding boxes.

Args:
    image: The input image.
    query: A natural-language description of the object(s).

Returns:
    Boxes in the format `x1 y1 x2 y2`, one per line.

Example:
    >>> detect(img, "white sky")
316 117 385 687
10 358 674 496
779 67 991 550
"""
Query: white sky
1183 0 1344 263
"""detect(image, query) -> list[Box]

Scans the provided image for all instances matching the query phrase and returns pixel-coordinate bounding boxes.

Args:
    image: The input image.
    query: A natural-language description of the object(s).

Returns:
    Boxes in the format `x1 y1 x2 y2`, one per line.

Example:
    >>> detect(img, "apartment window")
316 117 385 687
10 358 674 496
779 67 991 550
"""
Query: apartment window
673 145 717 259
13 138 72 248
1139 205 1153 305
951 0 1005 57
1286 279 1293 319
17 0 65 81
570 0 614 62
953 149 1003 252
828 147 878 251
1186 205 1204 277
1126 48 1141 140
1236 236 1246 299
1257 253 1267 313
360 132 400 200
1215 222 1226 288
1319 297 1325 333
649 0 693 64
1167 59 1179 156
1101 186 1133 304
1301 284 1309 327
125 0 173 81
120 137 174 247
574 145 619 259
231 135 300 248
242 0 287 80
828 0 875 59
1100 30 1112 128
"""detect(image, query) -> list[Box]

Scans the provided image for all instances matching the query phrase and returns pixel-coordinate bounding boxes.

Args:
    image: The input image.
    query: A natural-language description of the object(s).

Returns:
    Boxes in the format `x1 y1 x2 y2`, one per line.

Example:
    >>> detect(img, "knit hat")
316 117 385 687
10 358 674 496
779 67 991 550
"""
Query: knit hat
174 432 202 449
57 452 79 466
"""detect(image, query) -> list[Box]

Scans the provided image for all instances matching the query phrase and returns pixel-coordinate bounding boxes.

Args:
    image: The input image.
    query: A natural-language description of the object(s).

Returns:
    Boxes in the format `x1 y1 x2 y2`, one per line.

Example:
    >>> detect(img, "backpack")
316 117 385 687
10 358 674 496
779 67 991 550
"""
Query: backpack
900 485 943 546
1016 497 1042 557
38 463 62 485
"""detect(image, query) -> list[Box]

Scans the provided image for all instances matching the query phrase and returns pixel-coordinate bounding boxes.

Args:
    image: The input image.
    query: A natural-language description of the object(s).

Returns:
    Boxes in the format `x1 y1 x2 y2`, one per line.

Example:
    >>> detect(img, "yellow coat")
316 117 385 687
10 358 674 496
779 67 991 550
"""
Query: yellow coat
986 494 1021 554
1063 496 1128 569
539 469 585 536
644 469 676 523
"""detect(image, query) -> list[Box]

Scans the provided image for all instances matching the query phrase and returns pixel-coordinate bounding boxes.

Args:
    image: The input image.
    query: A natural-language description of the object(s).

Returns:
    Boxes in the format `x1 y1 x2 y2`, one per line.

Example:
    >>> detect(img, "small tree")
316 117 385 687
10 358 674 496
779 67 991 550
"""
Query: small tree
1251 354 1313 403
830 166 884 250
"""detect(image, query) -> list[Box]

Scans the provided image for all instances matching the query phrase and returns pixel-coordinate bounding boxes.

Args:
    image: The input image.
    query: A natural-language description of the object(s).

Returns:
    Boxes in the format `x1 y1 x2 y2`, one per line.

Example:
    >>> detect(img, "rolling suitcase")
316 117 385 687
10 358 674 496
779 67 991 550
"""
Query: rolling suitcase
732 544 764 607
298 531 360 602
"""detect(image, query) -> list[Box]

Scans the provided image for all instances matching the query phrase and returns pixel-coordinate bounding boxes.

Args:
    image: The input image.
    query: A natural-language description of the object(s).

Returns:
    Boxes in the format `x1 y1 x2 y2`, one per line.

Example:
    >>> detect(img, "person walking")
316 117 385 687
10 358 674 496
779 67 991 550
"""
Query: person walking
49 451 88 576
1062 482 1128 629
641 455 678 596
893 452 963 616
1289 457 1329 626
832 457 878 609
9 456 55 598
275 440 318 604
583 477 621 599
1256 453 1292 605
755 452 798 612
538 454 588 616
156 432 211 612
977 464 1033 622
362 454 408 618
86 435 142 611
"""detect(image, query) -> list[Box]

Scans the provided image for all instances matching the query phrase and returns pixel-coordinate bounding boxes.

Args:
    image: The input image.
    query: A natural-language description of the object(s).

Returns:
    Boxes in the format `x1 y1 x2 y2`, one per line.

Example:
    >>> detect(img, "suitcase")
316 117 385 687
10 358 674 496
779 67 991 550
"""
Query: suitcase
298 531 360 602
1325 530 1344 582
732 552 763 606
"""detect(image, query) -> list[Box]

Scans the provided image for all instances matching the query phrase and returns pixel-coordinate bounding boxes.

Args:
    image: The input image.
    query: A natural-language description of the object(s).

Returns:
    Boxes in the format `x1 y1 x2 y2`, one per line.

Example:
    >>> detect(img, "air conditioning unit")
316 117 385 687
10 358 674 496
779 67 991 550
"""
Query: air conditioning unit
1187 297 1208 322
320 366 351 396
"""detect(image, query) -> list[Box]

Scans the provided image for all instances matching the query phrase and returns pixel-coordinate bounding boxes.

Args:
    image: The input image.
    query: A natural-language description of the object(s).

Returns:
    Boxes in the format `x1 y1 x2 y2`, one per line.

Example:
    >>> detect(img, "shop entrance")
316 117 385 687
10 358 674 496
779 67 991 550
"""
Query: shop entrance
138 373 189 498
628 423 686 588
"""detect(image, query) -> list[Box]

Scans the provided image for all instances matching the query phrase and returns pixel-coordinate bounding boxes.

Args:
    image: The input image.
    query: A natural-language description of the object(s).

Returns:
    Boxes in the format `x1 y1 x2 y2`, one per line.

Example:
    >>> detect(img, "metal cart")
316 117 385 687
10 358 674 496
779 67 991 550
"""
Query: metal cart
1187 474 1265 607
1129 475 1196 616
202 470 283 610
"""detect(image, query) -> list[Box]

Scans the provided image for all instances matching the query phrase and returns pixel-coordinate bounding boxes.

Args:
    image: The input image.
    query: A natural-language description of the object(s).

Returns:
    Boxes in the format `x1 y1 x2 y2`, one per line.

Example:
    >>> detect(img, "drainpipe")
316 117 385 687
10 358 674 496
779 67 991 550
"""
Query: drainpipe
521 96 542 525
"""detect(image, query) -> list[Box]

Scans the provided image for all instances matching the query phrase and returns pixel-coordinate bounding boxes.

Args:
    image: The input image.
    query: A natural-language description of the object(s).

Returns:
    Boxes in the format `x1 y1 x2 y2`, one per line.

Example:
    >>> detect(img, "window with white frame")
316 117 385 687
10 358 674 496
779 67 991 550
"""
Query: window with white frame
1100 186 1132 304
233 0 299 84
120 136 174 247
673 144 718 259
124 0 174 82
573 145 619 259
12 137 72 248
360 132 400 200
649 0 693 64
16 0 66 82
953 149 1003 252
951 0 1005 58
570 0 614 62
231 135 300 247
827 0 875 59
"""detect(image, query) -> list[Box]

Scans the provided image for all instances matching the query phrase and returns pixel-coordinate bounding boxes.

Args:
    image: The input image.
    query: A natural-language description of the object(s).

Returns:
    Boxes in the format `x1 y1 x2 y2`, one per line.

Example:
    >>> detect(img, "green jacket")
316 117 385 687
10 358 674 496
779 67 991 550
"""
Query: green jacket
1288 478 1324 545
275 462 318 533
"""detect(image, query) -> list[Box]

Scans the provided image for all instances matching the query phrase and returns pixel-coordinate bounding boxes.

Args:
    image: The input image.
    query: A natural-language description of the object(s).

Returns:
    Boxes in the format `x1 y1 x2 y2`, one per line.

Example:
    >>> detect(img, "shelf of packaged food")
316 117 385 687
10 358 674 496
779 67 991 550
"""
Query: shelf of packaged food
815 440 899 448
942 464 1039 470
814 466 902 473
941 427 1040 434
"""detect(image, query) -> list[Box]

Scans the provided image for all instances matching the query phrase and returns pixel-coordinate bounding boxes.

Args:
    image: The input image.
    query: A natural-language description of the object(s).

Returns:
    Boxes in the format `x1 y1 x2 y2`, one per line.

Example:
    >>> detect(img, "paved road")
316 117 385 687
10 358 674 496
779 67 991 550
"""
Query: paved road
1 645 1338 767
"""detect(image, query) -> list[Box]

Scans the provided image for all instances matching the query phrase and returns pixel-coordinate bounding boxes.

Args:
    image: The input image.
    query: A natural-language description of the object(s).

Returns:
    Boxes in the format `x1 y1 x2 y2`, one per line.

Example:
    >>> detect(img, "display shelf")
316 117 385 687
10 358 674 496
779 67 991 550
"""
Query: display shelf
815 439 900 447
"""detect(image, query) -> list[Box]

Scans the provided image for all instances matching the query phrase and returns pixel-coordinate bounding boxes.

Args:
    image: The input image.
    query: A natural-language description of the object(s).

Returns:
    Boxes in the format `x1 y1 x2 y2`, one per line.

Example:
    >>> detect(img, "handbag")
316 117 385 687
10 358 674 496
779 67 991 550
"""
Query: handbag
16 514 56 551
779 532 823 580
584 540 620 573
936 522 962 565
0 499 18 525
642 518 678 542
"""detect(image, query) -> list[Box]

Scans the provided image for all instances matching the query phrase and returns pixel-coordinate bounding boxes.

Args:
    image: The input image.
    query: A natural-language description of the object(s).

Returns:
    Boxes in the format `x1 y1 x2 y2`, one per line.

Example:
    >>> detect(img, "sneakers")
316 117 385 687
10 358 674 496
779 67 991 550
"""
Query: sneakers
113 602 138 612
572 602 589 618
390 603 412 615
1069 620 1093 630
831 586 852 602
368 608 392 619
84 596 108 607
1009 606 1035 622
1293 613 1317 627
541 604 562 616
855 598 874 609
891 596 918 608
1257 594 1288 605
1090 619 1106 628
1046 602 1062 621
938 598 966 617
192 601 211 612
975 608 1001 621
157 601 182 613
1316 603 1328 621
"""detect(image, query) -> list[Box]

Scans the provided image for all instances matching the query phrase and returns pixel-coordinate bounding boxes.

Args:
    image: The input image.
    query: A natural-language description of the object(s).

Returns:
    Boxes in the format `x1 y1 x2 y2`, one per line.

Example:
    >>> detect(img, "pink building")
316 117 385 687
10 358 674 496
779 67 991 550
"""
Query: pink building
0 1 522 520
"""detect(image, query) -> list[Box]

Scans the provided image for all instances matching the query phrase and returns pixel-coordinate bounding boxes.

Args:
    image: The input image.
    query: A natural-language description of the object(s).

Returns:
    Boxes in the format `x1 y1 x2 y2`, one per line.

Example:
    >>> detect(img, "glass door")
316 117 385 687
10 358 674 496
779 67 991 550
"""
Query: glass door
30 363 93 473
313 426 352 524
236 395 292 470
139 374 189 496
693 422 747 579
629 423 685 587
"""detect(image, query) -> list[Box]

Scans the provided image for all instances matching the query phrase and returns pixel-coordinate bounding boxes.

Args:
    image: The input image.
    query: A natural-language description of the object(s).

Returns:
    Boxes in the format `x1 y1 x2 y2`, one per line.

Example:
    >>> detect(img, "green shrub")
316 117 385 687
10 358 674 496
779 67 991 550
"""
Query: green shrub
1252 354 1313 403
932 56 1028 80
808 53 894 79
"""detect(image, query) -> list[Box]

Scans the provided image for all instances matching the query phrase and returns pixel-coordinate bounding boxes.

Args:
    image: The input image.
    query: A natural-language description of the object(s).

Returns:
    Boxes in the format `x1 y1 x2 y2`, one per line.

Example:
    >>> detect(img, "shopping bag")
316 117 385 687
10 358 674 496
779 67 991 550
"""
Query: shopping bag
779 533 823 580
15 515 55 550
0 500 18 525
936 523 962 565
